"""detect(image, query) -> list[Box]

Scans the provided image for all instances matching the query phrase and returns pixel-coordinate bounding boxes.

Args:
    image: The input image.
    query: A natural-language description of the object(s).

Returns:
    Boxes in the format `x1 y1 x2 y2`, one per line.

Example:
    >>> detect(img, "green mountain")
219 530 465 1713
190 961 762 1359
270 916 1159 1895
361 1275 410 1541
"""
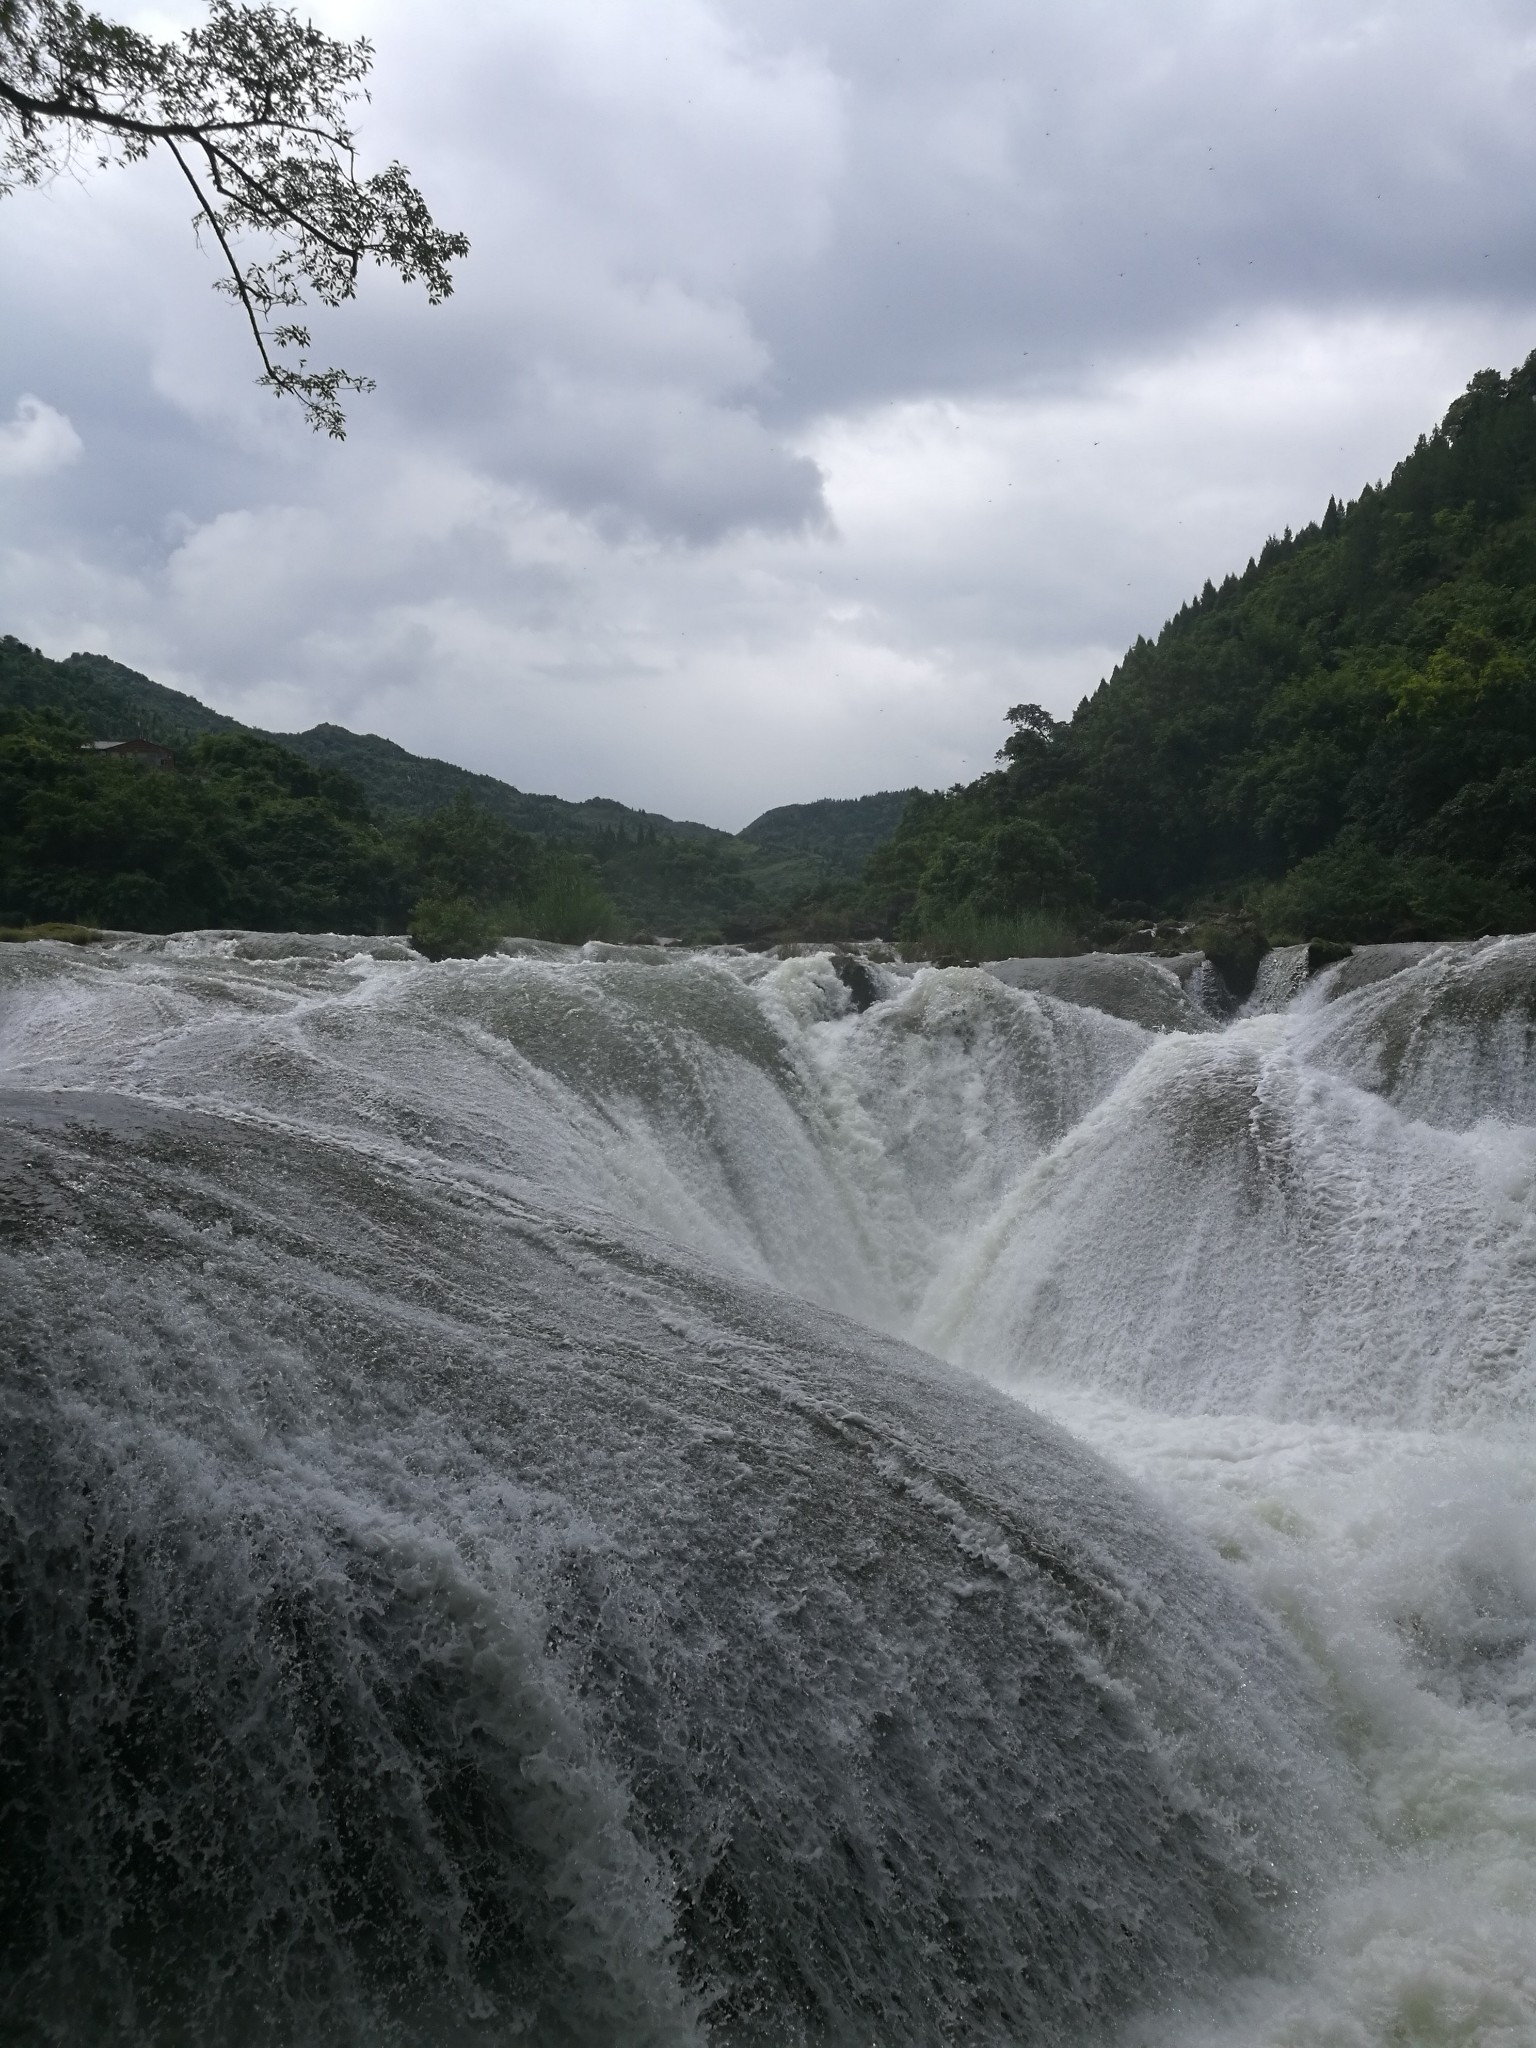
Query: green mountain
740 792 917 875
0 706 406 937
865 355 1536 952
0 637 908 940
274 721 726 847
0 640 726 845
0 647 244 744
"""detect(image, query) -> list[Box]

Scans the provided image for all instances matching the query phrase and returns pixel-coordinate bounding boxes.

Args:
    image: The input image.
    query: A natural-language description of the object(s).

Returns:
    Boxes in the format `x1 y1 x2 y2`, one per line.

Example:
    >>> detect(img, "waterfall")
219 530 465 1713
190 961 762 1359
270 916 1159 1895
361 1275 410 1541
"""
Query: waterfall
3 930 1533 2043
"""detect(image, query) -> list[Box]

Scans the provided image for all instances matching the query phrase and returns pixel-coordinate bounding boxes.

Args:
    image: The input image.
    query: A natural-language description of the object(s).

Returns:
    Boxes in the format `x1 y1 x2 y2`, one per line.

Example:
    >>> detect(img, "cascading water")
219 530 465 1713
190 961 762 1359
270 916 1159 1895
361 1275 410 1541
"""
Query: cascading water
2 929 1533 2043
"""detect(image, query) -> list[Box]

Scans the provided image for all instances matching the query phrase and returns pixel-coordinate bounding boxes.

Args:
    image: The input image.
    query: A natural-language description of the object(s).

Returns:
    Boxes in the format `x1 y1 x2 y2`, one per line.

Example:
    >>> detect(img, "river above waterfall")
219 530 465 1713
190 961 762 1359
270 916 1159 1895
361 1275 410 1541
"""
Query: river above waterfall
3 931 1534 2045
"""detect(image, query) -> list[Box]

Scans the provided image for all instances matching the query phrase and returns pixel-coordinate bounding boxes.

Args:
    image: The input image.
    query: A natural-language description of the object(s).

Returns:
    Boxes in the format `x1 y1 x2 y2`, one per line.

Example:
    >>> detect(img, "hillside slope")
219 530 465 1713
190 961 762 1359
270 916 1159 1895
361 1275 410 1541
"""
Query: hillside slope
0 646 244 744
0 640 907 939
740 791 917 876
273 722 733 846
0 640 724 845
869 355 1536 946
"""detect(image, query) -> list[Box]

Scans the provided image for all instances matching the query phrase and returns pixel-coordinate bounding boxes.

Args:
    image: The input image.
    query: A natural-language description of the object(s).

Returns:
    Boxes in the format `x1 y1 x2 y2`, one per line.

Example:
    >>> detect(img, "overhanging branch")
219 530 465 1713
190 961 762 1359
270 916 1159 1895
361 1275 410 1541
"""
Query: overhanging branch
1 1 468 434
165 133 275 378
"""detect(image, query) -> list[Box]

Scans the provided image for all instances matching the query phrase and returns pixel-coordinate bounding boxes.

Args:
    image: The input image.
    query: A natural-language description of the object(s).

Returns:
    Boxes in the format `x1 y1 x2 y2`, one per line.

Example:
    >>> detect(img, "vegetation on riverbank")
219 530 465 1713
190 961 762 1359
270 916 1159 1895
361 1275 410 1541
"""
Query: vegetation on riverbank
0 921 102 945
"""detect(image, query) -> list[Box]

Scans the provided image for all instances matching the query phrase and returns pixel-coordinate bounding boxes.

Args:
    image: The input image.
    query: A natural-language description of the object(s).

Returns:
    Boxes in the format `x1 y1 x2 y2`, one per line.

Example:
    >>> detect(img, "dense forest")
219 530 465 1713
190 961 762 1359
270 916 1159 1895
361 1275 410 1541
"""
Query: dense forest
843 355 1536 956
0 701 609 950
0 637 905 945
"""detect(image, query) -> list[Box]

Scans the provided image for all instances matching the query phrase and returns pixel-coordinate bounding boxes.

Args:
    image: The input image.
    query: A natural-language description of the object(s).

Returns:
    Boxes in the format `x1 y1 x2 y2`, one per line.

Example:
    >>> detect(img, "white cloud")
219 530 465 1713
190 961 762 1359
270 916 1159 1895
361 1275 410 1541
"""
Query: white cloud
0 395 83 479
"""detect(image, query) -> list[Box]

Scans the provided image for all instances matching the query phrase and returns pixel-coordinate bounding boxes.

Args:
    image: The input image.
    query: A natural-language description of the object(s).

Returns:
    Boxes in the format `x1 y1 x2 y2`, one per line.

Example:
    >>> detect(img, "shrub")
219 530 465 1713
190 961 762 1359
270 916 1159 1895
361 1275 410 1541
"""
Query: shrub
511 856 616 944
1255 835 1536 942
901 905 1084 963
407 894 503 960
0 922 101 944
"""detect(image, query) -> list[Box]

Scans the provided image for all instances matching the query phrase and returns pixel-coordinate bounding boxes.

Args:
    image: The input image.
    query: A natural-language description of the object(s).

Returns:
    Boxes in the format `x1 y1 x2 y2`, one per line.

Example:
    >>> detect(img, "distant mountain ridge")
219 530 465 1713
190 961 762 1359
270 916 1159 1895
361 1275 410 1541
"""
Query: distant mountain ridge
1 644 730 844
268 721 736 846
0 639 913 926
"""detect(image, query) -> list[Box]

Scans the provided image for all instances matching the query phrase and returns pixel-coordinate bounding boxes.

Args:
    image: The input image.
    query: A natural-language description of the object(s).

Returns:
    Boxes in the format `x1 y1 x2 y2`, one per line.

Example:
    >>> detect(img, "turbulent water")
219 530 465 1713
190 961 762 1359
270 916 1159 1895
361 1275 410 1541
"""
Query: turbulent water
2 931 1534 2045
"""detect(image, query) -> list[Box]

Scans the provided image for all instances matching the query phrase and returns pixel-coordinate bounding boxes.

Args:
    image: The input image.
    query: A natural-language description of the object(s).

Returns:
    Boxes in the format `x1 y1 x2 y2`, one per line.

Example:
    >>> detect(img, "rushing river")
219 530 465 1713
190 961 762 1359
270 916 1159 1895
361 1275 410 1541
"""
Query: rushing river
2 931 1533 2045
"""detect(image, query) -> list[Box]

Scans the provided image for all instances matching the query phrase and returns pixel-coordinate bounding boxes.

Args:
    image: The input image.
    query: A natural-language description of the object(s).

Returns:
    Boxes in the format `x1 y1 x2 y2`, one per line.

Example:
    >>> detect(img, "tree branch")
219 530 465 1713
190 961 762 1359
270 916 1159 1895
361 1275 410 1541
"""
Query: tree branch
0 75 347 150
1 1 468 433
164 132 275 378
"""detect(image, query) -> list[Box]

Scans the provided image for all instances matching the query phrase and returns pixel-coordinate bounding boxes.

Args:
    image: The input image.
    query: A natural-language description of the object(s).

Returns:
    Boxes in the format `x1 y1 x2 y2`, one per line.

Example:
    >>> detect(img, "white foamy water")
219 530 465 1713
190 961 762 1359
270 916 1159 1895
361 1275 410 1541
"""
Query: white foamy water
2 928 1533 2043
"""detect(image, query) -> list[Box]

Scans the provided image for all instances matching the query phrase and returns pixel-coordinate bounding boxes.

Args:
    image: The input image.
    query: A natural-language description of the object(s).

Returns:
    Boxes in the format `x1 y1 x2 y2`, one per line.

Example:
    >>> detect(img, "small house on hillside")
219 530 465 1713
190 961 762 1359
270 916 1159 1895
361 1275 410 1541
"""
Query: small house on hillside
82 738 175 770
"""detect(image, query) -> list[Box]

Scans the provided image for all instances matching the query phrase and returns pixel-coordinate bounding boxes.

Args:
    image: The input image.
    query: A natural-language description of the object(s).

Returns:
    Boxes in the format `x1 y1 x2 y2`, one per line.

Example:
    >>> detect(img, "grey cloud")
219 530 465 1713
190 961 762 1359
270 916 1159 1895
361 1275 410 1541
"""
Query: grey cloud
4 0 1536 822
488 373 826 540
22 0 1536 533
348 0 1536 492
738 0 1536 414
304 0 842 537
356 261 829 537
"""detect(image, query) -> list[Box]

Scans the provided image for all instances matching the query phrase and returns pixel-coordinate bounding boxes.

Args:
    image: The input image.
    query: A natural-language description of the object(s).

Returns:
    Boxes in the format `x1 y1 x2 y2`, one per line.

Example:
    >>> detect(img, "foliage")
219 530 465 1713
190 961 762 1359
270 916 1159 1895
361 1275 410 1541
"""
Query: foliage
738 792 918 876
1252 836 1536 945
516 857 617 944
0 702 630 946
405 894 502 962
396 792 540 908
0 638 240 745
910 816 1093 929
900 906 1084 964
1186 915 1268 999
401 795 618 953
0 708 404 930
590 832 767 941
855 357 1536 946
0 637 917 945
0 920 100 942
832 784 1090 944
398 793 618 949
0 0 466 432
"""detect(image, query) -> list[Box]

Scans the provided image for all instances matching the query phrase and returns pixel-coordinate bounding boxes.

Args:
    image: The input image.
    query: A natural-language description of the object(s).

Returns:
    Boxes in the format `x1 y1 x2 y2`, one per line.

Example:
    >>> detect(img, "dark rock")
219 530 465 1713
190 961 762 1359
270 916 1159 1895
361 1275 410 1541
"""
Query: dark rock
1306 938 1354 976
1107 923 1193 958
1189 918 1271 1002
831 951 880 1011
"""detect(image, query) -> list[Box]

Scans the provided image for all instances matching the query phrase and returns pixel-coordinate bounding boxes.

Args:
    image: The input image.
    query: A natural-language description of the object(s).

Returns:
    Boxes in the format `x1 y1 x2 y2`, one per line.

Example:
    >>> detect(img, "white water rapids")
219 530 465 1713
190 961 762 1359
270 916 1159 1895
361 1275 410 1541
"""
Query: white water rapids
2 931 1534 2044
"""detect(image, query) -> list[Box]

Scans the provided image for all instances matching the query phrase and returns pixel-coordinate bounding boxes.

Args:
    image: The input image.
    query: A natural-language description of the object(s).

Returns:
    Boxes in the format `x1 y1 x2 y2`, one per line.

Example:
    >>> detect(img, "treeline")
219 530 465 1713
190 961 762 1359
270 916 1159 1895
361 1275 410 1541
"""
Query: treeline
0 707 615 952
818 355 1536 954
0 636 911 944
0 691 861 950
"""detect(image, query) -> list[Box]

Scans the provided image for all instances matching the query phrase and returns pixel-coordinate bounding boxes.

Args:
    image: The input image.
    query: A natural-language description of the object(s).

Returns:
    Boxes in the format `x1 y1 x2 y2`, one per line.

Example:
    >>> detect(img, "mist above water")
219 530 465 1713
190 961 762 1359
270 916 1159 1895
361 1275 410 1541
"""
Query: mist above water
2 930 1533 2043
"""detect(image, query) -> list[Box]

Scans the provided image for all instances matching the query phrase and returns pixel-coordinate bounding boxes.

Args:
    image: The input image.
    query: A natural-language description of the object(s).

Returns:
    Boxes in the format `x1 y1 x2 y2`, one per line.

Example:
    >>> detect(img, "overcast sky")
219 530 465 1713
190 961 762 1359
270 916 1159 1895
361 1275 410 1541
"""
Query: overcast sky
4 0 1536 826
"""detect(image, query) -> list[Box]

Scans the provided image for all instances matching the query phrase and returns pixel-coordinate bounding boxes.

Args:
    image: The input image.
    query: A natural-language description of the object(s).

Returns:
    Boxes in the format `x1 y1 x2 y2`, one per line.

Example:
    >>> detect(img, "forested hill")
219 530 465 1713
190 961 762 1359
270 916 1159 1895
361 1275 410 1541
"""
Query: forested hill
0 648 244 743
0 638 909 940
0 641 725 848
740 791 917 875
870 355 1536 948
0 638 907 863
